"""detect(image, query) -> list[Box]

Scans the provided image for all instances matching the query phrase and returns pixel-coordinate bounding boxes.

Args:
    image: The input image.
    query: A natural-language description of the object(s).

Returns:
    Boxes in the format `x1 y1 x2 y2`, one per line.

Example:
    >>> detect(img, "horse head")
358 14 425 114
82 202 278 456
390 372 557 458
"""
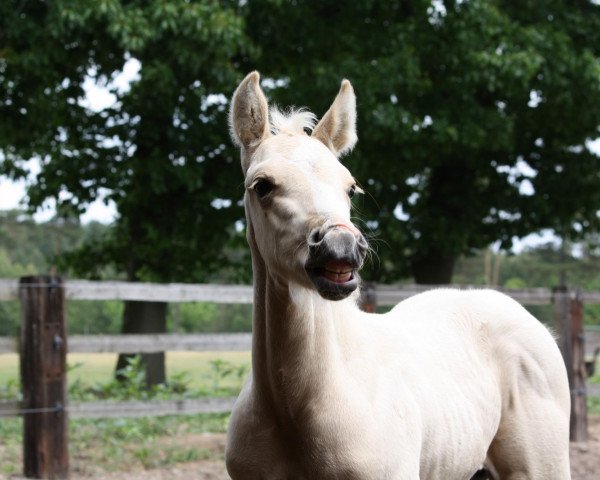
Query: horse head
230 71 368 300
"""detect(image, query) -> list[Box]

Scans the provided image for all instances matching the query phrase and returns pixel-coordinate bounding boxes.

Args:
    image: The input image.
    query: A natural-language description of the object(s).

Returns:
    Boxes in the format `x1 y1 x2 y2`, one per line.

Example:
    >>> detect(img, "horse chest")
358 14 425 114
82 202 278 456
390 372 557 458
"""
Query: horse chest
245 424 402 480
232 391 418 479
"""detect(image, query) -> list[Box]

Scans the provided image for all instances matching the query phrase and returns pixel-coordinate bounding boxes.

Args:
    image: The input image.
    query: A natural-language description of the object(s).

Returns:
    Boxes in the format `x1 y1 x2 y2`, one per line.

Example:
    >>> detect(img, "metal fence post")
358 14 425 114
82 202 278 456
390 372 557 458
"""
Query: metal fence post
20 275 69 479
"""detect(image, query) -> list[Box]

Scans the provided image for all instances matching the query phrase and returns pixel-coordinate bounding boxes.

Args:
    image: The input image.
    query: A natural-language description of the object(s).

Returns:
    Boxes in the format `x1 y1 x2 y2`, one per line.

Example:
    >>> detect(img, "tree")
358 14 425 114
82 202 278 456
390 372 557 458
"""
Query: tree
1 1 249 384
243 0 600 283
3 1 600 294
0 210 117 335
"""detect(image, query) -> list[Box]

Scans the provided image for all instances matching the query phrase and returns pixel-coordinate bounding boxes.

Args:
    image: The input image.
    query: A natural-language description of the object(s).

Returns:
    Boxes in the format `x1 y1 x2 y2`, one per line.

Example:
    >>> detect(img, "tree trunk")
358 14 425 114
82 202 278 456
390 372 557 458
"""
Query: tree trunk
410 250 456 285
116 300 167 387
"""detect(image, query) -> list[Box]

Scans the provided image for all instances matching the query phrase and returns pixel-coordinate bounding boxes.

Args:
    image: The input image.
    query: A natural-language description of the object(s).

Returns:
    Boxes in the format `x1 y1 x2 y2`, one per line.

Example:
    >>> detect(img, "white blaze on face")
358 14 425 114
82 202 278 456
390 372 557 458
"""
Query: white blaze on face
287 136 353 224
309 174 351 222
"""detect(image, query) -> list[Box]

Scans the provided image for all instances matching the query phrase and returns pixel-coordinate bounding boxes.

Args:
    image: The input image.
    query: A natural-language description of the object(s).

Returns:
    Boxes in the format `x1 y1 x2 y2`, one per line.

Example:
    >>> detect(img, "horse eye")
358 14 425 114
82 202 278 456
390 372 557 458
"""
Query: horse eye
253 179 275 199
348 185 357 199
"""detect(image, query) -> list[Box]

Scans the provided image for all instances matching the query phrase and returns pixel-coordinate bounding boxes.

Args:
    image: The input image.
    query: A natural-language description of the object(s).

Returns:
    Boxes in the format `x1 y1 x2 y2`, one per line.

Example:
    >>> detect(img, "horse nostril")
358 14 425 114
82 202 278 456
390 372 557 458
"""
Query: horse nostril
309 227 325 246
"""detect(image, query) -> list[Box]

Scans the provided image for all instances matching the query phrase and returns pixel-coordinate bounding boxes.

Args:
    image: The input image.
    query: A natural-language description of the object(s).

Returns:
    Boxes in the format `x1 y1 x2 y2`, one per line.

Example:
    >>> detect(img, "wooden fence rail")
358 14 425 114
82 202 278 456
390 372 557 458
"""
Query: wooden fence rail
0 397 237 419
0 333 252 355
0 278 559 305
0 279 255 303
2 277 599 306
68 332 252 354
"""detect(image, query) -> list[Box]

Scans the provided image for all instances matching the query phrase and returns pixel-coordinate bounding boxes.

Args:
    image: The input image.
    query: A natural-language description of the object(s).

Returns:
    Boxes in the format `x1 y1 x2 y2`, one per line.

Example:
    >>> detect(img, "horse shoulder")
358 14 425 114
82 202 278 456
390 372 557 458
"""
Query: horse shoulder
389 288 569 415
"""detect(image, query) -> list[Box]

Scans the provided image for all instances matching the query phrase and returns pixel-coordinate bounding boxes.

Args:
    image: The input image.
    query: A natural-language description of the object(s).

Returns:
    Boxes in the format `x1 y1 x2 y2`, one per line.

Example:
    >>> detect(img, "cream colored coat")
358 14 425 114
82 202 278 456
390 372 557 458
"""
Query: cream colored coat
225 72 571 479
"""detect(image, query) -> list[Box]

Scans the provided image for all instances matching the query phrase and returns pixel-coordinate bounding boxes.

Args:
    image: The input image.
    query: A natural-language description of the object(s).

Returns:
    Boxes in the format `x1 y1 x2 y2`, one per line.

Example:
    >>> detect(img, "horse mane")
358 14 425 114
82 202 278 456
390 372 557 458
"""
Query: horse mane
270 106 317 136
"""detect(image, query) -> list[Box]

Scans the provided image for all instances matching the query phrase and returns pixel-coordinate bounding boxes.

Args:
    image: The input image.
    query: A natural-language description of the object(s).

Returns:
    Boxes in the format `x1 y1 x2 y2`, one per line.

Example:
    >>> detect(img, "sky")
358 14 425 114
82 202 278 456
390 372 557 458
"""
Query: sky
1 60 599 253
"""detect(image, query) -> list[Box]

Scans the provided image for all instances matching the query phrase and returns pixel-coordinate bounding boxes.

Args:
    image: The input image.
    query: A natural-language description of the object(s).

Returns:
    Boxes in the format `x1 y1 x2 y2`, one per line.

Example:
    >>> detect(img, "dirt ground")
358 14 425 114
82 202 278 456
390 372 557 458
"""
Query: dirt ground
570 415 600 480
63 416 600 480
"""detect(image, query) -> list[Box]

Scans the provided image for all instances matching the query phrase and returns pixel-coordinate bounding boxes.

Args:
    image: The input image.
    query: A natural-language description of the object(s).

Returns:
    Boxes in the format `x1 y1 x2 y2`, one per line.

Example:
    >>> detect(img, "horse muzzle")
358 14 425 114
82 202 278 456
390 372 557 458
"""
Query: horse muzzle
305 223 368 301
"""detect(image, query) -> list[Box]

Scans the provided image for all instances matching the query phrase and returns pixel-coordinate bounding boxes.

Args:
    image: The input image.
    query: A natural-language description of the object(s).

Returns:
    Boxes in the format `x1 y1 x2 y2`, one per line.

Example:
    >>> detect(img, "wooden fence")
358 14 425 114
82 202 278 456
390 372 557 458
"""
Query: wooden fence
0 277 597 478
0 277 565 304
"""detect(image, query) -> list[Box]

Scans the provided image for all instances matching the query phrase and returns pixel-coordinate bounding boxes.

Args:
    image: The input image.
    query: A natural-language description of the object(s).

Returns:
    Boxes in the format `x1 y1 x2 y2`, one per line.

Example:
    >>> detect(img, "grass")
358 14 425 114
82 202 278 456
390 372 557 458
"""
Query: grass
0 353 18 385
588 363 600 416
0 413 230 476
589 396 600 415
0 352 248 476
0 351 251 391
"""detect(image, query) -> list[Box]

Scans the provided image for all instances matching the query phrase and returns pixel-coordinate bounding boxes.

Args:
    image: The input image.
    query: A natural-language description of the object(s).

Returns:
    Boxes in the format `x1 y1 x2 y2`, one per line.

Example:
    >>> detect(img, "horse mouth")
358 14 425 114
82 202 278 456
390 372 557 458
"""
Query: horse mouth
306 259 359 301
322 261 354 283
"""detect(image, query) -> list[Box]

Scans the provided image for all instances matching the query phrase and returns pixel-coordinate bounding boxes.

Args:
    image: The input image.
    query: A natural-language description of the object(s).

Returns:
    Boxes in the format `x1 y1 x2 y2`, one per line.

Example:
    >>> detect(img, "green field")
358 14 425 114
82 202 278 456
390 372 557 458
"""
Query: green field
0 351 251 391
0 351 251 476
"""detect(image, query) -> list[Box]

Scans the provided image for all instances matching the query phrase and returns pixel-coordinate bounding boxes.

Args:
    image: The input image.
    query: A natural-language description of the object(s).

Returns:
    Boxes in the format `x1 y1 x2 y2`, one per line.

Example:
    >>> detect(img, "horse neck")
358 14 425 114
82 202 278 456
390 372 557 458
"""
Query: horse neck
249 237 358 414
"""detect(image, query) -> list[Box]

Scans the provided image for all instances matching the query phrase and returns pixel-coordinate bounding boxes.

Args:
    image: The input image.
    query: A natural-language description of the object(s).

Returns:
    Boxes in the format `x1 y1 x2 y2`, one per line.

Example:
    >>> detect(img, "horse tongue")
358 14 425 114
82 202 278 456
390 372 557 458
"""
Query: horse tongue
323 261 353 284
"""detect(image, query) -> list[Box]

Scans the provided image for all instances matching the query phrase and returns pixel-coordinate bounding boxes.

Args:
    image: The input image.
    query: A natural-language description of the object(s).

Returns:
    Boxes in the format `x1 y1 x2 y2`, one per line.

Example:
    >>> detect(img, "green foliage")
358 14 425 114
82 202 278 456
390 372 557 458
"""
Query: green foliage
133 444 214 469
208 358 249 392
453 242 600 325
67 300 124 334
0 210 121 335
0 352 238 472
63 354 249 402
67 413 228 470
0 247 35 277
168 303 252 333
0 299 126 337
1 0 251 283
69 355 193 401
0 353 235 473
589 396 600 416
3 0 600 288
0 377 20 401
0 416 20 476
0 211 253 335
590 368 600 386
0 412 229 475
0 351 251 402
0 301 20 337
0 210 91 275
245 0 600 282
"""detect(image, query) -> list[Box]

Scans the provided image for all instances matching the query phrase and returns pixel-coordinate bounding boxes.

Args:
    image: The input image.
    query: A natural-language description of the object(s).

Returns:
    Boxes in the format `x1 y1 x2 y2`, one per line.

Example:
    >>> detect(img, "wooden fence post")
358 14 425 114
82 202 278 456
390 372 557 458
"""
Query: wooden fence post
569 289 588 442
360 282 377 313
553 286 572 384
553 286 588 442
20 276 69 479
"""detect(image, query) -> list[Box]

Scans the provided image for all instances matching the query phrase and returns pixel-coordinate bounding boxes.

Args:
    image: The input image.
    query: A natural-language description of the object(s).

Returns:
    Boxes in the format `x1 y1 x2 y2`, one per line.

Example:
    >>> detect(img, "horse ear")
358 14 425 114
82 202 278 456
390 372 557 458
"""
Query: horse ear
312 79 357 158
229 71 271 171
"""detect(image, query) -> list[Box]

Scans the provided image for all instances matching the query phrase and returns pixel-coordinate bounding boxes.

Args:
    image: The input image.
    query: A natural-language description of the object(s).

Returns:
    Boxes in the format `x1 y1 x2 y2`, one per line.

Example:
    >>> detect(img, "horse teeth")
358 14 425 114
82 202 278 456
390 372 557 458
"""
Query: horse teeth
323 268 353 283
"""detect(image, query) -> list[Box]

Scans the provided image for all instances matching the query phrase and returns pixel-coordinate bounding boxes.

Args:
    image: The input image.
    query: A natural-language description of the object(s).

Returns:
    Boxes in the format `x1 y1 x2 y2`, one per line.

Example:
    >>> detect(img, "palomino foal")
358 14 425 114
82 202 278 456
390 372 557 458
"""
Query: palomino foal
226 71 571 479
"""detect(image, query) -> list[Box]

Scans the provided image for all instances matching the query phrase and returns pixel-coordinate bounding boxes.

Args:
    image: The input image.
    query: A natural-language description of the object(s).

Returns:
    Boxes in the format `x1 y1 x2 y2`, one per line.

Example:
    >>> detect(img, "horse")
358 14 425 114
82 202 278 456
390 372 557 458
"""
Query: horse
225 71 571 479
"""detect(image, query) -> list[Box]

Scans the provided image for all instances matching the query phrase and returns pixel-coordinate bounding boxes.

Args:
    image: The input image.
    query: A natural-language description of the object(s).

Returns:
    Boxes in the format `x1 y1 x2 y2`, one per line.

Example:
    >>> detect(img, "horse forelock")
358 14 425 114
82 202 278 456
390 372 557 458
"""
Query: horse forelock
270 106 317 136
